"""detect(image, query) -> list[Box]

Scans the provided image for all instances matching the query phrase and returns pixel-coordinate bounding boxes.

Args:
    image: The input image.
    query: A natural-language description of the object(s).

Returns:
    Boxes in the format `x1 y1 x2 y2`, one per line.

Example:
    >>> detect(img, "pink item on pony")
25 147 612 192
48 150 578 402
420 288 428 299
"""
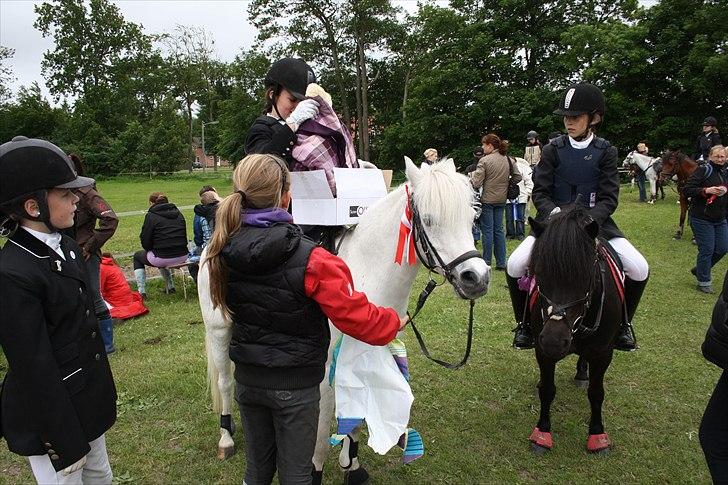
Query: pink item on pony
529 427 553 449
587 433 610 452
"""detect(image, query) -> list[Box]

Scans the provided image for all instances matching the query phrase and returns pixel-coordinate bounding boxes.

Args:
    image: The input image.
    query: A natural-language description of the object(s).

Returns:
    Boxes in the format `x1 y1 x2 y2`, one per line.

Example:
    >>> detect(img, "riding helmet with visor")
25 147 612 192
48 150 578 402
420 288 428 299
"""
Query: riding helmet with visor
264 58 316 101
526 130 538 139
553 83 605 117
704 116 718 127
0 136 94 234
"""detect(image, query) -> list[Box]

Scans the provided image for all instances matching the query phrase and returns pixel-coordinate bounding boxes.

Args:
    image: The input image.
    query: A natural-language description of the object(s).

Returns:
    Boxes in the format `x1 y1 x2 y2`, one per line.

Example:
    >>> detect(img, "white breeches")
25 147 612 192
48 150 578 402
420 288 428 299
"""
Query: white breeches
28 434 112 485
507 236 649 282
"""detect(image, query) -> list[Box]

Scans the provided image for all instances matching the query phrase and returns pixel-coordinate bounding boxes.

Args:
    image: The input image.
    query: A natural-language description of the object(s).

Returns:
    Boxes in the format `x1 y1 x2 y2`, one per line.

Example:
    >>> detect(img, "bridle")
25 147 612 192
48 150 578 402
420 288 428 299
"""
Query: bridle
659 152 682 181
536 248 607 338
406 190 483 370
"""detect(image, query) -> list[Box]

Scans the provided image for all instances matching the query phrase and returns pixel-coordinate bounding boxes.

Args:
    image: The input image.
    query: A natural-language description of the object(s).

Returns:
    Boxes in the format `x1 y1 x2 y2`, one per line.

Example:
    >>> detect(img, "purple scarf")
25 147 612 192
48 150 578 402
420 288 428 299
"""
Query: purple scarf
243 208 294 228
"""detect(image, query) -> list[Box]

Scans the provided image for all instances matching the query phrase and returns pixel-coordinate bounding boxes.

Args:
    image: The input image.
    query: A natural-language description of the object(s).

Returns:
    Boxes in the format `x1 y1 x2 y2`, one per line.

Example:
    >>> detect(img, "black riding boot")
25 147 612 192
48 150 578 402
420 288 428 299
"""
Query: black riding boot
507 274 534 349
614 277 648 351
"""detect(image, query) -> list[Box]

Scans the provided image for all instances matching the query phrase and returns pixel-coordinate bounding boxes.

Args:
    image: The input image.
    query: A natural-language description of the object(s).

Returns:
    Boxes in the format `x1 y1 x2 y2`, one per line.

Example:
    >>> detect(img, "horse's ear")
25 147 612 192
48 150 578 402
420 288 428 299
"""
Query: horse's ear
404 156 423 186
583 217 599 239
529 217 544 237
440 158 457 172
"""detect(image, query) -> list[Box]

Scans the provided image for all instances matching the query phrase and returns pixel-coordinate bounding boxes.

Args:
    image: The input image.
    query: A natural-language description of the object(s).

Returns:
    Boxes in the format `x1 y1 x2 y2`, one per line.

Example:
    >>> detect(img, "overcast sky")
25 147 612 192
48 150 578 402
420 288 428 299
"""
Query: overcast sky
1 0 657 102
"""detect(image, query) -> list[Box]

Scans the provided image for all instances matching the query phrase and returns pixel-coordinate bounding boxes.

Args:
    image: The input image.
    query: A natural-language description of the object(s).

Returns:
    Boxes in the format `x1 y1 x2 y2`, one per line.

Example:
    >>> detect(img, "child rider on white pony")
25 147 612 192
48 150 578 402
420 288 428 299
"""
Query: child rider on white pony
506 83 649 352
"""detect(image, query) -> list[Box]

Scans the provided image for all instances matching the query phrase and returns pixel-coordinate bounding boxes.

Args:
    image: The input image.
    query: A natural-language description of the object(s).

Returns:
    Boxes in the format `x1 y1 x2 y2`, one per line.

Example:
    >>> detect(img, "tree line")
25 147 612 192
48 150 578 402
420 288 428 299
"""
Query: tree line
0 0 725 175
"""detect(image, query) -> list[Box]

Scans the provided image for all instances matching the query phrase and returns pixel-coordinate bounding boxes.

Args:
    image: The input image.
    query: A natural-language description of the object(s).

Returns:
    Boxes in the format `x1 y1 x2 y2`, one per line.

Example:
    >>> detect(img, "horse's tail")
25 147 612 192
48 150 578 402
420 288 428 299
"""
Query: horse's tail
199 248 234 415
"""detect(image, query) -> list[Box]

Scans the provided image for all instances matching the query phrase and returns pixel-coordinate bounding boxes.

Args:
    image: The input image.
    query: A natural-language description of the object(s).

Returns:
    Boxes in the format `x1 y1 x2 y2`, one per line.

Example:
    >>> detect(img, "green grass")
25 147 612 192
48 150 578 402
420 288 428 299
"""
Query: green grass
0 179 720 484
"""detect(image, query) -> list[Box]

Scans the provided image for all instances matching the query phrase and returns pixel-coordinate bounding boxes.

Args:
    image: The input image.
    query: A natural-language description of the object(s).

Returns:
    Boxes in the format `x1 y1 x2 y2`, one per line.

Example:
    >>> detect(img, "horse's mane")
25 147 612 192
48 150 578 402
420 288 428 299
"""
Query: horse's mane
412 162 477 229
530 207 596 291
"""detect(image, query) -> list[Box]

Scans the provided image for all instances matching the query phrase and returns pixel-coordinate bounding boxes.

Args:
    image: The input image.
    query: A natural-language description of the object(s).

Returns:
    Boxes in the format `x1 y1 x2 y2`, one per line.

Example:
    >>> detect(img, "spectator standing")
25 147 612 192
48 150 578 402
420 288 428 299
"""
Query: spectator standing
684 145 728 293
632 142 650 203
0 136 117 483
469 133 522 270
695 117 722 163
133 192 188 299
505 156 534 240
524 130 542 167
423 148 439 165
700 269 728 483
67 153 119 354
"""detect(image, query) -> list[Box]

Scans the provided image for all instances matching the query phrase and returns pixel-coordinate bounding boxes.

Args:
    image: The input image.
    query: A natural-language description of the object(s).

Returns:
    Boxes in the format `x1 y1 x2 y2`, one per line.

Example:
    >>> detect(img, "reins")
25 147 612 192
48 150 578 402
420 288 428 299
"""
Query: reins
406 191 481 370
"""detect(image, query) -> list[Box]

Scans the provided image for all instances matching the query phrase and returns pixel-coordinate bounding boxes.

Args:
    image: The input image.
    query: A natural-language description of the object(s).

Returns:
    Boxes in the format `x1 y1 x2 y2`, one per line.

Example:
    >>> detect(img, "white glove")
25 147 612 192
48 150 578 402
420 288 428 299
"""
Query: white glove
286 99 320 130
62 455 87 476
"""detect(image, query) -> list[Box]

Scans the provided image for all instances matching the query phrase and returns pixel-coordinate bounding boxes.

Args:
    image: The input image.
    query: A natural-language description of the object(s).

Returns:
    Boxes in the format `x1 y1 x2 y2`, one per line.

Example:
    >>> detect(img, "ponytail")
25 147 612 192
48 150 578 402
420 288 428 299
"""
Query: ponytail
205 190 245 318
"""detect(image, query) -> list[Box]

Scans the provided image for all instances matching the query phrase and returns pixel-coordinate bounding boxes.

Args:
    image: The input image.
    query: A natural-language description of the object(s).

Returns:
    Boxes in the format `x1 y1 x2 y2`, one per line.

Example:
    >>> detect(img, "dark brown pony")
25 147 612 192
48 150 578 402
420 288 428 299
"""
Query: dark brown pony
658 151 699 239
527 207 623 455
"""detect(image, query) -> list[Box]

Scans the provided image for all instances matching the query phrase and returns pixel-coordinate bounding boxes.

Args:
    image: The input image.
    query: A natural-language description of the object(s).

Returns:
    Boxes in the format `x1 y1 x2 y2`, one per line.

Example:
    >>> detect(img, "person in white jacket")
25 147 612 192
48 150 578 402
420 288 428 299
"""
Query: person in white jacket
505 156 534 240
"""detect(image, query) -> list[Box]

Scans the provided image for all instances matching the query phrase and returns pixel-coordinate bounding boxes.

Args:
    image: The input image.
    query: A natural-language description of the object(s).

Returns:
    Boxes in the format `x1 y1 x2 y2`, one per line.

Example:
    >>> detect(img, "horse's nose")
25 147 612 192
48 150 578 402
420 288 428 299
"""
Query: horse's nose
454 260 489 299
461 269 479 286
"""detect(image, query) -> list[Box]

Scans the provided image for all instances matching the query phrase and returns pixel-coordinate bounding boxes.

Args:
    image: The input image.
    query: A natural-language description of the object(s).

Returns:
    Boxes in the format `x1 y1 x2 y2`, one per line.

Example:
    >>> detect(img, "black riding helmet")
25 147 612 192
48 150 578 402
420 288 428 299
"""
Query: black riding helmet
526 130 538 139
554 83 605 117
264 58 316 101
704 116 718 127
0 136 94 234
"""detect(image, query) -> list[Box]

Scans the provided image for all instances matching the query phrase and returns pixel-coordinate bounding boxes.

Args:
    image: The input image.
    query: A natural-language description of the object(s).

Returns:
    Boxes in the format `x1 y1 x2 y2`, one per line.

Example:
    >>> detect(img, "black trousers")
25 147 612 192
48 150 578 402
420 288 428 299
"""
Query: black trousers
236 383 320 485
701 370 728 483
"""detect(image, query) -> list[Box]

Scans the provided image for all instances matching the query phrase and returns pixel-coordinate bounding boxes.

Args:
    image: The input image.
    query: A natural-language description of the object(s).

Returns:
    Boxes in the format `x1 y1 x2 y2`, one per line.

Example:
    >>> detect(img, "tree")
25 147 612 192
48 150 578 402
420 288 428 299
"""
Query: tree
0 83 65 143
0 46 15 105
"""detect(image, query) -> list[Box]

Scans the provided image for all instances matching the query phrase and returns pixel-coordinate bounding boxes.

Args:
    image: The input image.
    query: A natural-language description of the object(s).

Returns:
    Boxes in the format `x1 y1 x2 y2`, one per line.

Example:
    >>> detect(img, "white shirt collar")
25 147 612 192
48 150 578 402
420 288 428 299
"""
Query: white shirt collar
568 133 594 149
21 226 65 260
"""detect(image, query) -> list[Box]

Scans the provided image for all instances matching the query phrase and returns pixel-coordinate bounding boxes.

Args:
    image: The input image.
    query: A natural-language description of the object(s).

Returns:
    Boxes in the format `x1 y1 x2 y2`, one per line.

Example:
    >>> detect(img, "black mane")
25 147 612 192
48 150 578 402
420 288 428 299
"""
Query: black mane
530 207 597 293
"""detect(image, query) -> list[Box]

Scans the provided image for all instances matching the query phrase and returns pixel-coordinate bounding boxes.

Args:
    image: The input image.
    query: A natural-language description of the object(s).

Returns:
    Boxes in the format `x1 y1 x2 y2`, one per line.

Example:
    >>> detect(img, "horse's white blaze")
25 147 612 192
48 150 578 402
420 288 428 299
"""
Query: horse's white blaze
202 157 490 470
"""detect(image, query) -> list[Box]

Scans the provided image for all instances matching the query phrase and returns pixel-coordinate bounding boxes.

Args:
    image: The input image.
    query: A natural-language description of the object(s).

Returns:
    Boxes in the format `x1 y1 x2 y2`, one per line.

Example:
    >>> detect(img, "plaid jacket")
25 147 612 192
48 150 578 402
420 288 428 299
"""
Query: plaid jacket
292 96 359 196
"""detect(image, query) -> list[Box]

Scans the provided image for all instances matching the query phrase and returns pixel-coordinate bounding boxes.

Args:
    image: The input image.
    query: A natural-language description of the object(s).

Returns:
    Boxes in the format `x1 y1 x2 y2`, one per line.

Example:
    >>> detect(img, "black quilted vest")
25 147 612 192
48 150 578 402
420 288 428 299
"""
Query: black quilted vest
223 223 329 389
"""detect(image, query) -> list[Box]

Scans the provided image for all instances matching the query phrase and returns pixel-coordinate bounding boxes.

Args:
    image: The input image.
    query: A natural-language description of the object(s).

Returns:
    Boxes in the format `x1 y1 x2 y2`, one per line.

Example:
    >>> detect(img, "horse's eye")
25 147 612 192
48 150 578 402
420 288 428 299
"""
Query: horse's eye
422 215 433 227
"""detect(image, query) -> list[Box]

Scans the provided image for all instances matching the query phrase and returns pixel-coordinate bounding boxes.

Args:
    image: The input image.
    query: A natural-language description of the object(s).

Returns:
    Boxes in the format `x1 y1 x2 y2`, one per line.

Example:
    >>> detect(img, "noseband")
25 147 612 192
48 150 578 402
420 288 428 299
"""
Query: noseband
537 250 607 338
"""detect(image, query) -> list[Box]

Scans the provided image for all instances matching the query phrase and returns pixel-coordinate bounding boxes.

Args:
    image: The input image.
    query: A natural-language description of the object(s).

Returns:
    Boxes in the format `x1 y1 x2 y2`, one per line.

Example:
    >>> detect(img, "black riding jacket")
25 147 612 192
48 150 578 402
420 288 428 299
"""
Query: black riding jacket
245 115 297 168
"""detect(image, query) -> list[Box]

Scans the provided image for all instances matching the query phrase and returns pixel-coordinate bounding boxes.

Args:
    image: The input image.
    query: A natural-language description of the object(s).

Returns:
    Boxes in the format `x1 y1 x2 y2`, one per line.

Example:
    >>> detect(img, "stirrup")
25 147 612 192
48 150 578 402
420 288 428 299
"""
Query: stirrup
614 322 637 352
512 323 535 350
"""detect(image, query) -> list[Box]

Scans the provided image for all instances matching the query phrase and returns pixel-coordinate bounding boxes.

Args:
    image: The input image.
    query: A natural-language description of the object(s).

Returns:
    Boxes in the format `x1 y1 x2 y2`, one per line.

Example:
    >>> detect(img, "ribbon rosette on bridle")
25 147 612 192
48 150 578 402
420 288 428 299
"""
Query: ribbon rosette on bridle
394 185 417 266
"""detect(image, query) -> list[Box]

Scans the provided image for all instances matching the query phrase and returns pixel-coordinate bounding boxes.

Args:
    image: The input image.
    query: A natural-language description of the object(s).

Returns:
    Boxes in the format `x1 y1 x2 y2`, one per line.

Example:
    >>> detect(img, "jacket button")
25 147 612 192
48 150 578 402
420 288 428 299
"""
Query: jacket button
95 353 101 360
50 454 59 460
86 310 90 317
48 449 56 454
91 331 97 338
79 287 83 294
44 442 52 448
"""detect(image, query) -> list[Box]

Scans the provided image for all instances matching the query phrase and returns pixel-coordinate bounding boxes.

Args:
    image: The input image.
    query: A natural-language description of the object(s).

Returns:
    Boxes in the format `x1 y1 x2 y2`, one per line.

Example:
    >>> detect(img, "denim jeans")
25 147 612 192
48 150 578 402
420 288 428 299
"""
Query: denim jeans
505 202 526 239
690 217 728 285
236 384 320 485
636 170 647 201
479 203 506 267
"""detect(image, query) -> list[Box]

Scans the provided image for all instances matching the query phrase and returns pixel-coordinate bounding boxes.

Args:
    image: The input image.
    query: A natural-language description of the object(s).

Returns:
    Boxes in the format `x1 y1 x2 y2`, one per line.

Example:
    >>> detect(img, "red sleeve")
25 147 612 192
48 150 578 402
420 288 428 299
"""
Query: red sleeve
304 247 400 346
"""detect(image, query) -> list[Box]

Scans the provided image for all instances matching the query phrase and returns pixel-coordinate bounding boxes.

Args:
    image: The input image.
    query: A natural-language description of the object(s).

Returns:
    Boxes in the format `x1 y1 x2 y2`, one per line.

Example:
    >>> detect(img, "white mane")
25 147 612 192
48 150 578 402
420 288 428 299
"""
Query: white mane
411 159 477 230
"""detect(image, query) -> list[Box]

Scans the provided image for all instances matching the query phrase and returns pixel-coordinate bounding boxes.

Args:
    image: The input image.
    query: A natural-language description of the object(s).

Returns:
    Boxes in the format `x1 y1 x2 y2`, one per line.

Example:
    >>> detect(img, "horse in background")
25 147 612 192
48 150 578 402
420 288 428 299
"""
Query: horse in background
526 207 624 455
199 157 490 483
658 150 699 239
622 152 662 204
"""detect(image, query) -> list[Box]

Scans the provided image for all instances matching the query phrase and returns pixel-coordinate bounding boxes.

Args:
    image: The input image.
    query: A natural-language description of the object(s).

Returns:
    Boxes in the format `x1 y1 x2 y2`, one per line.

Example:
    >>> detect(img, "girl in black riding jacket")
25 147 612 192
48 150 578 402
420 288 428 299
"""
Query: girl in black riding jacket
684 145 728 293
506 83 649 352
695 117 722 163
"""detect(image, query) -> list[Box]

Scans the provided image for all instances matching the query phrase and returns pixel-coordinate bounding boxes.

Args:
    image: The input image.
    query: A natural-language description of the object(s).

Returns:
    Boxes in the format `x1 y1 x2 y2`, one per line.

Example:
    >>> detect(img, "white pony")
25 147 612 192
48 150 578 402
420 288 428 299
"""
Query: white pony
199 157 490 482
622 151 661 204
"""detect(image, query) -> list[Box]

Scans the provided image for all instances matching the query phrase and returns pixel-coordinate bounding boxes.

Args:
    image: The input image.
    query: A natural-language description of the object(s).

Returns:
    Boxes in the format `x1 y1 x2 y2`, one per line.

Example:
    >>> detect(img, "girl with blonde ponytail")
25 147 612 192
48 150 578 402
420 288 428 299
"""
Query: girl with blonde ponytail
205 153 407 484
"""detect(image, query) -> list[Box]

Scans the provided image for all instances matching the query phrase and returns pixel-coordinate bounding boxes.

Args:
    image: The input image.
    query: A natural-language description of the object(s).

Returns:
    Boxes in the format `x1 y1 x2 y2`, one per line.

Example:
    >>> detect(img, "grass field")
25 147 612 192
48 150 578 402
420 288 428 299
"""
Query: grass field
0 173 721 484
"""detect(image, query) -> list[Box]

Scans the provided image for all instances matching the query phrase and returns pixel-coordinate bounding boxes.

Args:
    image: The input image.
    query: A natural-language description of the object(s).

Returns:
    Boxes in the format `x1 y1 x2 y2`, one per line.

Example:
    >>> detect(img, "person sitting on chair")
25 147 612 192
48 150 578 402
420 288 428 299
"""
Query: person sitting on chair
133 192 188 299
188 185 221 284
506 83 649 352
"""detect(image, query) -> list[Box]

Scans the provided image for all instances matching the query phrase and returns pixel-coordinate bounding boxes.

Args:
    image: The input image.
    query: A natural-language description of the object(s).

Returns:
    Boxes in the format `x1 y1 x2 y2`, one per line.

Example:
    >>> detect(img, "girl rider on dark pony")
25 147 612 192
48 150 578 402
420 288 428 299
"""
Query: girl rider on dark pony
507 83 649 352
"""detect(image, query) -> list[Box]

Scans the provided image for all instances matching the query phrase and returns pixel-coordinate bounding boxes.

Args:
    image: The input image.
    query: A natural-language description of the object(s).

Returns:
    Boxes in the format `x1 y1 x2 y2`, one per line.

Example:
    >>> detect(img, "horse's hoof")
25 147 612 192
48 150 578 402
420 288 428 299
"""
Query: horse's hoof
587 433 610 454
343 467 370 485
673 234 682 240
573 378 589 389
530 442 551 455
217 445 235 460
